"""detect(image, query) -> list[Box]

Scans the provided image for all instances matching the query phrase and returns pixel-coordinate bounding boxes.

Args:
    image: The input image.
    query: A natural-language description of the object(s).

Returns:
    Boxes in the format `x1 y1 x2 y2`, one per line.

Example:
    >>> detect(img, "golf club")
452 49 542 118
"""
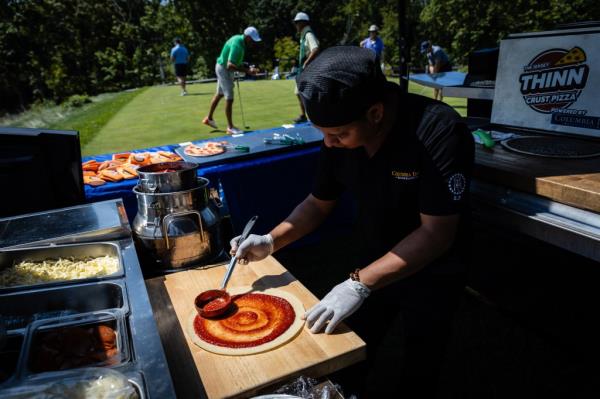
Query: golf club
235 77 250 130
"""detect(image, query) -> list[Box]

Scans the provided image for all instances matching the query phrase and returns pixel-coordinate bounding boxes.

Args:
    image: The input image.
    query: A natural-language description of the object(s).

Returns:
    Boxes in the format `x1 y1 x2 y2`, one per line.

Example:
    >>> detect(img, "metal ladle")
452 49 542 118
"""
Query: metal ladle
194 215 258 318
220 215 258 290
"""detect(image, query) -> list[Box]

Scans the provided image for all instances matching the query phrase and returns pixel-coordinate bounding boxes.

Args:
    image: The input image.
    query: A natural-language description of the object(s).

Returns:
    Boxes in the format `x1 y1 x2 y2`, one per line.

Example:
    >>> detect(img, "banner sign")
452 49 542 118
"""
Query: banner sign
492 29 600 138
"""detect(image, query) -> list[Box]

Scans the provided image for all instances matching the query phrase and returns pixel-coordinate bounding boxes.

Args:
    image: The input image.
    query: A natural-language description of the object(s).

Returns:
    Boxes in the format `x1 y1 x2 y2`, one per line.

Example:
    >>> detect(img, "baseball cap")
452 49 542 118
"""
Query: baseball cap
368 25 379 32
294 12 310 22
244 26 262 42
420 40 430 54
296 46 387 127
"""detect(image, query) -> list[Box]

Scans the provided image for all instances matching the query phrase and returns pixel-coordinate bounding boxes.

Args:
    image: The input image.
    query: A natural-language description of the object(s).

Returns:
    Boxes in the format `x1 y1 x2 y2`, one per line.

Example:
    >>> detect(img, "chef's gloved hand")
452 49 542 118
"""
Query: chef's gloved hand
230 233 274 264
303 278 371 334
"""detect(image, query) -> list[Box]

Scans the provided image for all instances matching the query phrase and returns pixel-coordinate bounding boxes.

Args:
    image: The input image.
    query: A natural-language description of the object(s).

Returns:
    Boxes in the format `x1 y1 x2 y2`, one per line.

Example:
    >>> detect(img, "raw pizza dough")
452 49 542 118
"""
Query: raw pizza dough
184 142 226 157
187 287 305 356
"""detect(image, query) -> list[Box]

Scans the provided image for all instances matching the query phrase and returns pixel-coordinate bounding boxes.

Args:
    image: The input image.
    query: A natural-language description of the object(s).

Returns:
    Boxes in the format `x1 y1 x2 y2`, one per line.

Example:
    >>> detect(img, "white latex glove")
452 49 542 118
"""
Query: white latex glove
303 278 371 334
230 233 274 264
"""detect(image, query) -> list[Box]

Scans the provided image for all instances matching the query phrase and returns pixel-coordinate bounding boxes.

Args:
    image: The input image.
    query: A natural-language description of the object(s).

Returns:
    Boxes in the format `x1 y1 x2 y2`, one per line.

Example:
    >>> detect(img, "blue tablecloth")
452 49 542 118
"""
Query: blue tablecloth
82 123 352 238
83 143 180 224
83 143 177 198
174 124 324 168
408 71 466 89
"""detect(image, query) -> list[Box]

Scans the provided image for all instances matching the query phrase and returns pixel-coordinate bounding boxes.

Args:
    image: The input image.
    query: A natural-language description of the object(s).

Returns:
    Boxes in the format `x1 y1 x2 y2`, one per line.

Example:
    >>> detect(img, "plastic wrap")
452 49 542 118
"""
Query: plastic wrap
251 376 344 399
0 367 139 398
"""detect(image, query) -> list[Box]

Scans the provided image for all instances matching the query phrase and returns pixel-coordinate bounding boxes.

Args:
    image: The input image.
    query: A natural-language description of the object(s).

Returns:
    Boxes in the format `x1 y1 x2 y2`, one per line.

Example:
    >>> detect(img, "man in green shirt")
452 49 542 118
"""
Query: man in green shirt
203 27 261 135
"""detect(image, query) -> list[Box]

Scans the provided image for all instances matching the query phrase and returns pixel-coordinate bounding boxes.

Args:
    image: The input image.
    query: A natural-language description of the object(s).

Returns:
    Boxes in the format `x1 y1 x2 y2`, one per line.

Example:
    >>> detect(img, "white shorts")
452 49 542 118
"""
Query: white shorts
215 63 234 100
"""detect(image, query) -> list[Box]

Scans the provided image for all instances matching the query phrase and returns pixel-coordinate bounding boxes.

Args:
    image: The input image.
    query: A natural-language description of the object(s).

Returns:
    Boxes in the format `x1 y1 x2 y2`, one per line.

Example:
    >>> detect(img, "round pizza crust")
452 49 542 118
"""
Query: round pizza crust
183 143 226 157
187 287 305 356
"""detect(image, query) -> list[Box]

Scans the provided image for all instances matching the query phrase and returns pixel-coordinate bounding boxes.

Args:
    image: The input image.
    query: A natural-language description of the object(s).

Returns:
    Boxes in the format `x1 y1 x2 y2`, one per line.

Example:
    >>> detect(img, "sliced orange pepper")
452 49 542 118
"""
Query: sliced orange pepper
121 165 138 177
128 153 152 166
99 169 124 182
82 163 99 172
84 175 105 186
112 152 131 162
98 160 124 171
158 151 182 161
117 166 137 180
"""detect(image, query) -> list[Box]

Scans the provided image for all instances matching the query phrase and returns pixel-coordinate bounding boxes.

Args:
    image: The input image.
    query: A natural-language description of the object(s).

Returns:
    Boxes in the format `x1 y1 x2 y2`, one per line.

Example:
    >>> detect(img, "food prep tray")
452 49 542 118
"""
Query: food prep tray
0 280 129 333
0 289 142 394
0 298 147 397
0 367 142 399
18 310 130 377
0 199 174 398
0 242 124 292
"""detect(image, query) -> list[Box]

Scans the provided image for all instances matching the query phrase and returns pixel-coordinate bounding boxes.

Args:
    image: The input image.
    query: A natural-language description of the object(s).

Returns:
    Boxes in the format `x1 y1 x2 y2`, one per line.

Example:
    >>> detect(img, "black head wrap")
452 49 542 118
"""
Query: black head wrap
296 46 387 127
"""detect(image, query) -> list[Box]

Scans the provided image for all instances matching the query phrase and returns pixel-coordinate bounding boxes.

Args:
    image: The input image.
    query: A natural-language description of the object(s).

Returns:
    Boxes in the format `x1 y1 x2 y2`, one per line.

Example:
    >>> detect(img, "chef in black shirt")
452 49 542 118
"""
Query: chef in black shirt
231 46 474 397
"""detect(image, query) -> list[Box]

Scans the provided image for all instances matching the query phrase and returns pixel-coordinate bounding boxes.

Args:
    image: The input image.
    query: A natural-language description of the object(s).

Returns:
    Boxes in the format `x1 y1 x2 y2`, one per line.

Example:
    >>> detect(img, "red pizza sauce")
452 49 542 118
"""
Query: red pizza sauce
194 293 295 348
204 296 229 312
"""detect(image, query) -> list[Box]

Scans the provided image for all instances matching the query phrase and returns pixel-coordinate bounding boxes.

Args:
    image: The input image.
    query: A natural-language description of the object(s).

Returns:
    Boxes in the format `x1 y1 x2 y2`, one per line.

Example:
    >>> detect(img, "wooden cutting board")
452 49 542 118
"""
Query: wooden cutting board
147 256 366 399
474 144 600 213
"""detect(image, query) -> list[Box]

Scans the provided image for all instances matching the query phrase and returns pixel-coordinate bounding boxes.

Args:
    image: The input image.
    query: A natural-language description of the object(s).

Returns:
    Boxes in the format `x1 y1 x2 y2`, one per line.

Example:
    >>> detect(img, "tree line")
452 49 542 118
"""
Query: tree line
1 0 598 114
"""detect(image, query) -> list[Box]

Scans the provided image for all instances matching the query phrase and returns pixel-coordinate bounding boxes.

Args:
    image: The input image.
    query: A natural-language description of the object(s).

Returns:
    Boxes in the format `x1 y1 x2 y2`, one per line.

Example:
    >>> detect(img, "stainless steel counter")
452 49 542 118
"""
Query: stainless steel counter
0 200 131 249
0 199 175 398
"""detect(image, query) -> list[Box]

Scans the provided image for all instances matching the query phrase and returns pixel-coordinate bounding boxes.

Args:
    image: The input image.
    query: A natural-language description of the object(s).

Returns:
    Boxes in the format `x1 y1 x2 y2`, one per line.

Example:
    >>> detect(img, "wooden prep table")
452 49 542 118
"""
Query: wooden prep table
145 256 366 399
474 143 600 213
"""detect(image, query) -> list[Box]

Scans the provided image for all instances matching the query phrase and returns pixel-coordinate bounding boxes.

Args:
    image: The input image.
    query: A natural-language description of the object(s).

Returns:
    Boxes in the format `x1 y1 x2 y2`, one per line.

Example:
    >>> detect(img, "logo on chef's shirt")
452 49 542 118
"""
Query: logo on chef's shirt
391 170 419 181
519 47 589 114
448 173 466 201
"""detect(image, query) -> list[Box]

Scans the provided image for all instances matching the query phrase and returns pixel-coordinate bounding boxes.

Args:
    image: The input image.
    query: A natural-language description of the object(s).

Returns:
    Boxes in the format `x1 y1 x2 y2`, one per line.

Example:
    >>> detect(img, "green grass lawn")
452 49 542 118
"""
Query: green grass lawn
81 79 465 156
82 79 302 156
51 91 144 149
0 90 142 150
1 79 466 157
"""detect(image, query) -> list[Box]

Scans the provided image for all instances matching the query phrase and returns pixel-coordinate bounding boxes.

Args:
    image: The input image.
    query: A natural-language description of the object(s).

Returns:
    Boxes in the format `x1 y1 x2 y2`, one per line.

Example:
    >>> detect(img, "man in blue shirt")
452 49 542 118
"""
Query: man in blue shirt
420 40 452 101
360 25 384 66
171 38 190 96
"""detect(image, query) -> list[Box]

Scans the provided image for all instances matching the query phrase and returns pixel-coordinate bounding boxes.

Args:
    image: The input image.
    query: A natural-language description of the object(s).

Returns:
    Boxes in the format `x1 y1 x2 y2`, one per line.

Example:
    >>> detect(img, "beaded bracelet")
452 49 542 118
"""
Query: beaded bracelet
349 268 361 282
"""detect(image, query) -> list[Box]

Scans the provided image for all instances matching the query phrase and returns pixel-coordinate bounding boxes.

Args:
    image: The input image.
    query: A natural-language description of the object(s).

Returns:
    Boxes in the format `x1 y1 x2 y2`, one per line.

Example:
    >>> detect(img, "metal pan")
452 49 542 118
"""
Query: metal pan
0 242 124 292
0 280 129 334
137 161 200 193
17 310 130 378
0 367 141 398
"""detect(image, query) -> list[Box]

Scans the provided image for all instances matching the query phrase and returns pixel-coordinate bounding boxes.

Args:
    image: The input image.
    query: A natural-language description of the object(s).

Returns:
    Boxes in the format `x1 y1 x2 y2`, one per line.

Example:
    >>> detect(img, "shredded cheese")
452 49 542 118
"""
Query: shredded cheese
0 255 119 287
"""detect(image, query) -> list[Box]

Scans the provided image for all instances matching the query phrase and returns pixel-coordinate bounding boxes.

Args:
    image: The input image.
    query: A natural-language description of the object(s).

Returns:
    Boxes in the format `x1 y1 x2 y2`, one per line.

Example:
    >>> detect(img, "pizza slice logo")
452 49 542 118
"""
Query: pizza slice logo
554 47 586 66
519 47 589 113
